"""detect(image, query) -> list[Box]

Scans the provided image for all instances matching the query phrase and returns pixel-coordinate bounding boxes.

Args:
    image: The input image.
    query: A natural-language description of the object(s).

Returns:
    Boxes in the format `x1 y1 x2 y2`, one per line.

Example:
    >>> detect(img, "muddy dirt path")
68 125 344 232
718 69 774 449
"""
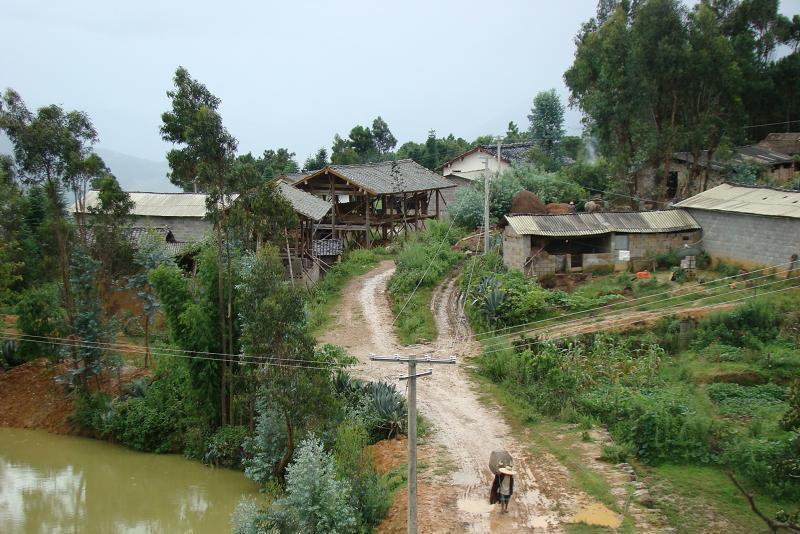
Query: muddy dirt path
321 261 581 532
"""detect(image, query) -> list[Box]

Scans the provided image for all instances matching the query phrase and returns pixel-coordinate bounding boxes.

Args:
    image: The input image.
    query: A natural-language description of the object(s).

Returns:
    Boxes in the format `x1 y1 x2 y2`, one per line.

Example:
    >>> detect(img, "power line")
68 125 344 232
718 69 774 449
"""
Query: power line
478 272 795 351
467 260 794 343
478 279 800 357
0 333 346 371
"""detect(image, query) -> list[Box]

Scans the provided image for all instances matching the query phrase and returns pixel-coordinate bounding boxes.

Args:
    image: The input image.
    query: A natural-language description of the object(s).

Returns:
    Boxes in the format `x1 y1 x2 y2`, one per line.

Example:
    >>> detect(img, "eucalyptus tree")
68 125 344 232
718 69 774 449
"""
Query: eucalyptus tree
161 66 239 424
528 89 566 166
0 89 104 345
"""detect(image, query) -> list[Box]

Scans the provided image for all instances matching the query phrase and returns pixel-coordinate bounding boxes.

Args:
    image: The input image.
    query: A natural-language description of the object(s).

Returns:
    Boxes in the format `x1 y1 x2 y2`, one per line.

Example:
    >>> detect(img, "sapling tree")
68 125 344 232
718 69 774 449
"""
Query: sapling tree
126 231 174 368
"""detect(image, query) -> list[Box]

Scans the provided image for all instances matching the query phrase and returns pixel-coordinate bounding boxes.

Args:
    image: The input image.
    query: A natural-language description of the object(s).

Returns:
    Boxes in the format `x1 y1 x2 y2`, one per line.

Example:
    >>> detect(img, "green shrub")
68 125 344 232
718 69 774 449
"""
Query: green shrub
715 260 741 278
781 381 800 431
724 434 800 499
694 301 779 349
333 421 391 529
699 343 747 362
600 442 635 464
652 250 681 269
269 437 358 533
696 251 712 270
14 284 65 361
69 391 113 435
0 339 22 368
205 425 250 468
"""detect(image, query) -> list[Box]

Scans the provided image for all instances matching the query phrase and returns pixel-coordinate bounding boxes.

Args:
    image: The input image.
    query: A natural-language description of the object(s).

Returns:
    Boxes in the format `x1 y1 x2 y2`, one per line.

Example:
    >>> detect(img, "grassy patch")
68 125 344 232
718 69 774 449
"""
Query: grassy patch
307 248 393 336
646 464 795 534
387 221 465 345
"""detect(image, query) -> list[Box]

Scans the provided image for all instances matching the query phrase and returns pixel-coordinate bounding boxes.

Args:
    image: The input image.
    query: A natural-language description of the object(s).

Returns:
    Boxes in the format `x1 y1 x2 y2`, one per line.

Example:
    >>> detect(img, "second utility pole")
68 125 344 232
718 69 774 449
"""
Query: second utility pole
369 353 456 534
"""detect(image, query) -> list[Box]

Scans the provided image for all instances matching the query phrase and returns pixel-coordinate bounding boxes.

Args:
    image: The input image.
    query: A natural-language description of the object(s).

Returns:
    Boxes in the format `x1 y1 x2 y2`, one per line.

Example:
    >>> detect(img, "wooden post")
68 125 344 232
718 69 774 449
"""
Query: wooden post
435 190 440 219
329 173 336 240
365 194 372 248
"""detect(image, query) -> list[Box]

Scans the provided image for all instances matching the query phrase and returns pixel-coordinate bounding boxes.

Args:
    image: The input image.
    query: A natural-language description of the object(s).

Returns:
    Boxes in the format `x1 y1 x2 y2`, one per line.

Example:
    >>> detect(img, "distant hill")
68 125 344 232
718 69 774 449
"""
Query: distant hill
0 133 178 192
95 148 177 192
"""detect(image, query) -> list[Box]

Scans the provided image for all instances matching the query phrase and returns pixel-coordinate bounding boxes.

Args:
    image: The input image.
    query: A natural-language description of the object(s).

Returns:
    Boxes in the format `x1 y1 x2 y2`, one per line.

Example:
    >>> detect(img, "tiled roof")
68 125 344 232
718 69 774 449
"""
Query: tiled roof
299 160 455 195
505 210 700 237
480 142 536 162
675 183 800 219
673 145 795 170
276 181 331 221
281 171 314 184
758 133 800 155
80 190 212 218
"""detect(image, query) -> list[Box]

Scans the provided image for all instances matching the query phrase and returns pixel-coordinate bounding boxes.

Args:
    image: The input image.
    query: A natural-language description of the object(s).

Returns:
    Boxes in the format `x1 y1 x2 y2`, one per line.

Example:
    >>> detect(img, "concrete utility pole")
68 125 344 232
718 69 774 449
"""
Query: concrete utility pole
369 354 456 534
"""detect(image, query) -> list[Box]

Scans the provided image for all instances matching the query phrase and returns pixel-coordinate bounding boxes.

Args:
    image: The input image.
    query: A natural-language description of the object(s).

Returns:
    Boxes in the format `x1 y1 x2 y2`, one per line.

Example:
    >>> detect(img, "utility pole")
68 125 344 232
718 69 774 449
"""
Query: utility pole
369 354 456 534
482 157 490 254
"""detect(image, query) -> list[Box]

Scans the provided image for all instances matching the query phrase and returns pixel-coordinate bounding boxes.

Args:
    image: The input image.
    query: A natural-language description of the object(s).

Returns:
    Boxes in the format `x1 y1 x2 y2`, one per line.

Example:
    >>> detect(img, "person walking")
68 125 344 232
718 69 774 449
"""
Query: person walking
490 463 516 513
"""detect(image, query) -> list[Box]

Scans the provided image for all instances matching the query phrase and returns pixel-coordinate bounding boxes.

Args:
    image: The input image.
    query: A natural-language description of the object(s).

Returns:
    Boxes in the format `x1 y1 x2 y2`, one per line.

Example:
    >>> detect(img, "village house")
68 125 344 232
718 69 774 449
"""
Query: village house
78 183 333 282
503 210 701 276
291 159 454 249
674 183 800 271
437 142 537 216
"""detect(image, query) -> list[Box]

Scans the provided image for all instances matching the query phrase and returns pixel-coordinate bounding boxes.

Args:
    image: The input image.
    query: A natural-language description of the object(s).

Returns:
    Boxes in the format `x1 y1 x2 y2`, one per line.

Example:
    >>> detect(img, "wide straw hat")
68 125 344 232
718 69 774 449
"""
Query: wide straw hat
498 466 516 476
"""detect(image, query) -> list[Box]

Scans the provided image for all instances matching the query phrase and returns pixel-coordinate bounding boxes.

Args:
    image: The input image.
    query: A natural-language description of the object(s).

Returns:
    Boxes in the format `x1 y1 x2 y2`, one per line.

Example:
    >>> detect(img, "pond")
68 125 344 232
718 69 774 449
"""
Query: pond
0 427 259 533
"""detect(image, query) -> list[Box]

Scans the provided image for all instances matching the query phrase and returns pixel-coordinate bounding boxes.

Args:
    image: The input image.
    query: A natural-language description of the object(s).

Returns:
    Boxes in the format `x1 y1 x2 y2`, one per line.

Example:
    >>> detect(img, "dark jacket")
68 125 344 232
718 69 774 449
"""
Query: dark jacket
489 474 514 504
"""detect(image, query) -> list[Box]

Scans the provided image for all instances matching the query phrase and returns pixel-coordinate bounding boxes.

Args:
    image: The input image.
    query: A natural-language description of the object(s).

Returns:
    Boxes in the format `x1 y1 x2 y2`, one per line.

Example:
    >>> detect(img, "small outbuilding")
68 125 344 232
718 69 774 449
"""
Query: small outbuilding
674 183 800 271
503 210 701 276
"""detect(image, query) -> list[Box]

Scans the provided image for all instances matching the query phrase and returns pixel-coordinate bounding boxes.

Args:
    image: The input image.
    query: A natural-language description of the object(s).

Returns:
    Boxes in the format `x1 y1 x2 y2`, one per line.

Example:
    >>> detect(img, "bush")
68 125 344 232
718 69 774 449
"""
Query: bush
0 339 22 368
270 437 358 533
600 442 635 464
205 425 250 468
724 434 800 499
70 391 113 435
694 301 780 349
14 284 64 361
333 421 392 528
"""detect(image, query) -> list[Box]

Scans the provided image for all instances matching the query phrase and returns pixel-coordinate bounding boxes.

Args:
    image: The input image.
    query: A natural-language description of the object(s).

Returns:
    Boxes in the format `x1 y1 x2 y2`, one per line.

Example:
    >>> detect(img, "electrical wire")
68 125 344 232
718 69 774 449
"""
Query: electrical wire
478 271 795 351
478 281 800 357
478 277 800 356
466 260 794 342
0 333 347 371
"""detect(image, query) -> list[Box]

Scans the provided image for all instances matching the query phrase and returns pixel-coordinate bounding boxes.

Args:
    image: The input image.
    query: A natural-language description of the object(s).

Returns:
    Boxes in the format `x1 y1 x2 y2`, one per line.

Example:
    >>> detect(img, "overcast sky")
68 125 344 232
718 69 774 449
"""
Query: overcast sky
3 0 799 166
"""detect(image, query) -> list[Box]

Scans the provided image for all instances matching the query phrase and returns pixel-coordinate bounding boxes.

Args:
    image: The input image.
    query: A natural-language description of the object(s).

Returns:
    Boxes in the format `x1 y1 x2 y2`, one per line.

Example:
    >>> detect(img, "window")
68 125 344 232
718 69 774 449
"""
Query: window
614 234 629 250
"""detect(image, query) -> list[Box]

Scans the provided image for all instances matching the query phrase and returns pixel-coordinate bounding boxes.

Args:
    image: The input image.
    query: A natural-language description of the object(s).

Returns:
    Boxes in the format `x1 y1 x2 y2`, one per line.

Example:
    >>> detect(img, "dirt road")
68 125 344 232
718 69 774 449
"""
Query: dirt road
320 261 582 532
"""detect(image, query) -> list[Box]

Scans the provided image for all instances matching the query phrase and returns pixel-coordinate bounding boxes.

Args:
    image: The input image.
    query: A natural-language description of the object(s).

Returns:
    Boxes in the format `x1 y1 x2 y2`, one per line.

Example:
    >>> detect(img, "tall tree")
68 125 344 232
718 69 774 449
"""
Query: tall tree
371 116 397 155
303 148 329 171
527 89 566 164
0 89 102 353
161 66 238 425
504 121 526 143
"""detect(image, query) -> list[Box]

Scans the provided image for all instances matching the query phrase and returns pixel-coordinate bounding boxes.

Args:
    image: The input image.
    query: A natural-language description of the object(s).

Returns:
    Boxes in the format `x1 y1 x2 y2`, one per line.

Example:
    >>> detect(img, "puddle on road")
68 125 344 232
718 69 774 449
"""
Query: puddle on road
569 502 623 528
452 468 480 486
457 497 493 515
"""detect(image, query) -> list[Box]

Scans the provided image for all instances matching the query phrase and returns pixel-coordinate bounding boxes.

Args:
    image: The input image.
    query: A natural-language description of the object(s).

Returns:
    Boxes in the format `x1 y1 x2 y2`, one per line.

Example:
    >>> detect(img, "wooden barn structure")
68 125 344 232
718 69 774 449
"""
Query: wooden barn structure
290 160 455 249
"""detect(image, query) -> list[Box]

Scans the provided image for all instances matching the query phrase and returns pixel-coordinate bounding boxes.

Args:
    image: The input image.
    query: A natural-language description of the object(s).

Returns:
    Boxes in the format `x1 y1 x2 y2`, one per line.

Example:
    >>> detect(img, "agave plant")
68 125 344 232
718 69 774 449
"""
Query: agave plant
1 339 20 368
371 381 407 439
473 276 505 324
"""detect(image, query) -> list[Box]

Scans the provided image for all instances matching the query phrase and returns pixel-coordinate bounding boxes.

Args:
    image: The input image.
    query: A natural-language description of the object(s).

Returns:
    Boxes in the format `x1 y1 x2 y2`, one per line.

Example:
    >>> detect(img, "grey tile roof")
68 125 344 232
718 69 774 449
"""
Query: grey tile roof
505 210 700 237
281 171 314 184
674 145 795 170
481 142 537 162
675 183 800 219
276 181 332 221
301 160 455 195
81 190 211 218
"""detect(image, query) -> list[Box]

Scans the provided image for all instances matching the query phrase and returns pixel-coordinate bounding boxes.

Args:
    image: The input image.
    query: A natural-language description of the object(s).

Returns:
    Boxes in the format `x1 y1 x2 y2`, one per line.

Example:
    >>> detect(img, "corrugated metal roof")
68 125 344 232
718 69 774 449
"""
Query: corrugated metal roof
505 210 700 237
300 159 455 195
81 190 211 218
736 145 794 165
675 183 800 219
277 181 331 221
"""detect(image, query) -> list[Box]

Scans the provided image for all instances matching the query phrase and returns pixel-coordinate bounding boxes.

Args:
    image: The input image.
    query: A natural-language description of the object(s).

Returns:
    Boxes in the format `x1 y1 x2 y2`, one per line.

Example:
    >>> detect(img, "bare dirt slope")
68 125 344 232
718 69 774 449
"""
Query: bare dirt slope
321 261 588 532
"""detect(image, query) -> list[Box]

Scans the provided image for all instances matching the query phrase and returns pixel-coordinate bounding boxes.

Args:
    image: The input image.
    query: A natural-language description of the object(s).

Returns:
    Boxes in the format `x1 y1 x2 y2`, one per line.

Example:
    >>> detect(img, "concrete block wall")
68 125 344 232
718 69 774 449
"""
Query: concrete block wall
502 226 531 272
685 209 800 269
626 230 701 258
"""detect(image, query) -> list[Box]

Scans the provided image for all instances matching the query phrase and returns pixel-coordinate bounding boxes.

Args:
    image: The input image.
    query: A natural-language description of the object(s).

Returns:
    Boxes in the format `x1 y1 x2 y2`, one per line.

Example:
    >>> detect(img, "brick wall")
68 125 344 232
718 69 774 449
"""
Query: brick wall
685 209 800 269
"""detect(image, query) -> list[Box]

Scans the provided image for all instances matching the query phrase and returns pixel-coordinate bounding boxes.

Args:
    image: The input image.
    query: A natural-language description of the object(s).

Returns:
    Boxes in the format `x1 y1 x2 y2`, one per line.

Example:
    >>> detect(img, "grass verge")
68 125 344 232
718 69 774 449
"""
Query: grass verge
307 248 393 336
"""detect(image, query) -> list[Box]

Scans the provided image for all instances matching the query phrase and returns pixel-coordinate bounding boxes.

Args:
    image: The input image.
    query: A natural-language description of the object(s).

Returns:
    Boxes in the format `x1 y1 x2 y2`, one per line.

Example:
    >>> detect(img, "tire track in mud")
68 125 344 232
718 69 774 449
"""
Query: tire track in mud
321 261 578 532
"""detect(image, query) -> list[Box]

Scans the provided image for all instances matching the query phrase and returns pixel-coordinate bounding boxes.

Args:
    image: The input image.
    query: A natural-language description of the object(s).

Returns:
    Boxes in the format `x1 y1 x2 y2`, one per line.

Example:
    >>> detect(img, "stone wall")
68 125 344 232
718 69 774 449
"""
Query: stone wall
133 215 212 242
684 209 800 270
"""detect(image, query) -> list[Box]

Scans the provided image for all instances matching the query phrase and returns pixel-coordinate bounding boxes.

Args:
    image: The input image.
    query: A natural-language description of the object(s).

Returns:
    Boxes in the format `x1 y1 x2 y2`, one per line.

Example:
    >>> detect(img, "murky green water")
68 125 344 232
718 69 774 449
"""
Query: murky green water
0 427 259 533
